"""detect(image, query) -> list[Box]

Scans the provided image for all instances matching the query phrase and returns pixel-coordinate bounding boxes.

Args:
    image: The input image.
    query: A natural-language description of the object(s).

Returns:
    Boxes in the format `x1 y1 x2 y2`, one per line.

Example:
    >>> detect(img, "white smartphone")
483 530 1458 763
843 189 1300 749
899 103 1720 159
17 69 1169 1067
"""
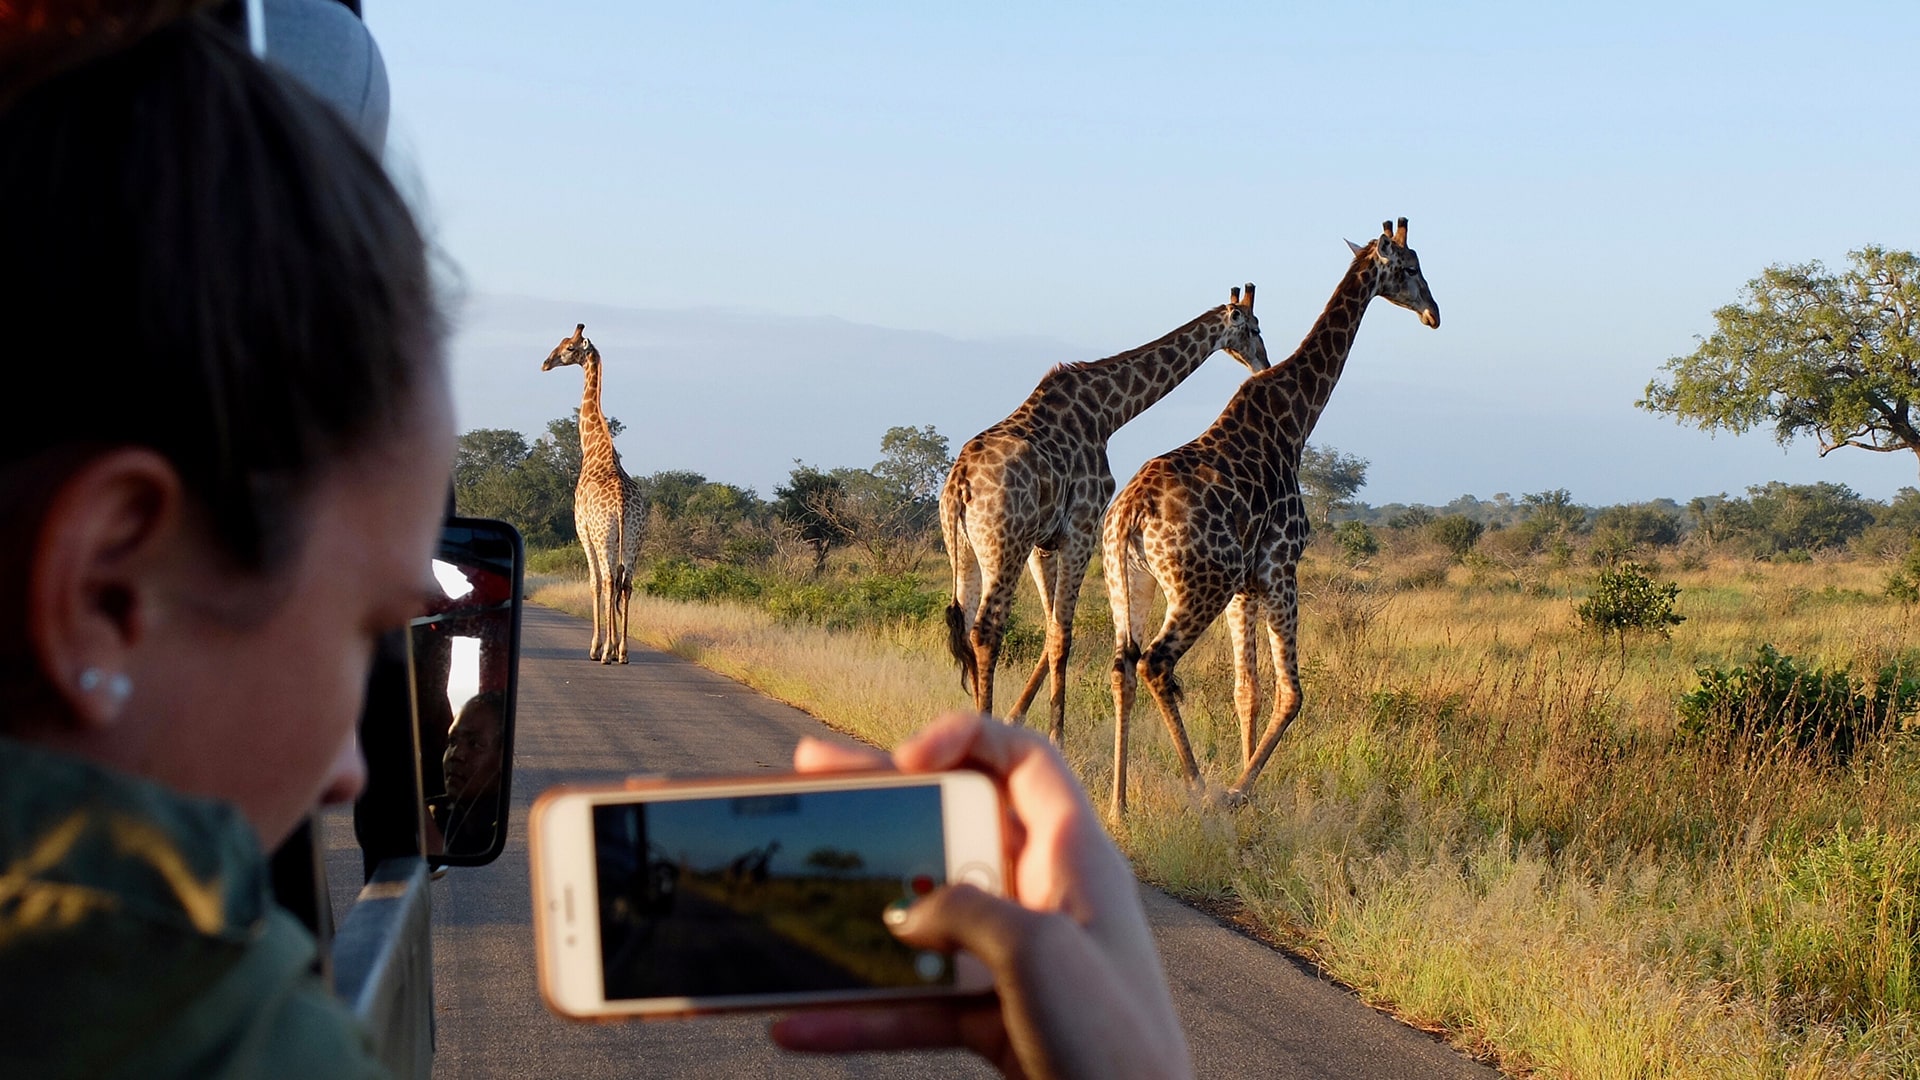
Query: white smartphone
531 769 1005 1020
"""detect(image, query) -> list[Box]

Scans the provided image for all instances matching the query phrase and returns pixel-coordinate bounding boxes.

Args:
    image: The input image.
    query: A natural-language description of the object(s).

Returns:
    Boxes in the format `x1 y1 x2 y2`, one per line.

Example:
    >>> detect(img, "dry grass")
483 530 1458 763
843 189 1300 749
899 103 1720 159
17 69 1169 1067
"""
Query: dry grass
531 550 1920 1077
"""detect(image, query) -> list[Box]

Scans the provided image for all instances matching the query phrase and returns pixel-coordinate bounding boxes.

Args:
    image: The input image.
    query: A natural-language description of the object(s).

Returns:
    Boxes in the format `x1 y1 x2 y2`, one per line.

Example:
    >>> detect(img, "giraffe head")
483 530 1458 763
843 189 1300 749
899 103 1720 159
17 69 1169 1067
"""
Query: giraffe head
1214 282 1271 373
541 322 598 370
1347 218 1441 329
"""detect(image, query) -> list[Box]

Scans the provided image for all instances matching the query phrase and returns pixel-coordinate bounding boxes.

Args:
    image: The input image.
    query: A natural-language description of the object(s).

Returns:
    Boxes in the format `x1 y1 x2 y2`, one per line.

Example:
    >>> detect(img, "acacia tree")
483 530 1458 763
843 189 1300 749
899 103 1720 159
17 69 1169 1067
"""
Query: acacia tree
1640 246 1920 476
773 464 846 575
1298 443 1369 526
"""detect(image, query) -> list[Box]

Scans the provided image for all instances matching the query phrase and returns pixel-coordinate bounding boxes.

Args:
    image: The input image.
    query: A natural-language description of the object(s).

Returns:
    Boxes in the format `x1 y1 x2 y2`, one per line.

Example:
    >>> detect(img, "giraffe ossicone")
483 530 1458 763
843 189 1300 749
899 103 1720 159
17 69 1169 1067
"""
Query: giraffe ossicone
1104 218 1440 816
940 284 1270 746
541 323 647 664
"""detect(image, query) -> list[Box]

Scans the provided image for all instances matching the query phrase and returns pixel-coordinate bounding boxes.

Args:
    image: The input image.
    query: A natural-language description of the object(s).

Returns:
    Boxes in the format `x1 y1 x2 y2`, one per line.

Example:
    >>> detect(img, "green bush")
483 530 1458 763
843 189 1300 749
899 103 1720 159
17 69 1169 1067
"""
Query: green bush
1575 561 1684 642
996 611 1045 663
761 572 945 631
527 544 587 577
1332 520 1378 564
1887 540 1920 603
1428 514 1485 559
1677 645 1920 762
642 558 765 603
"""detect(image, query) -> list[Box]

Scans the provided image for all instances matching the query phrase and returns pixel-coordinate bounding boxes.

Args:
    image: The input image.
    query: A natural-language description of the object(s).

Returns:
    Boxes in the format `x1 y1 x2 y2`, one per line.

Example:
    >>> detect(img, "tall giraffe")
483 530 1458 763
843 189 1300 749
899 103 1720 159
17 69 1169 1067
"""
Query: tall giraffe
943 287 1270 743
1104 219 1440 814
542 323 646 664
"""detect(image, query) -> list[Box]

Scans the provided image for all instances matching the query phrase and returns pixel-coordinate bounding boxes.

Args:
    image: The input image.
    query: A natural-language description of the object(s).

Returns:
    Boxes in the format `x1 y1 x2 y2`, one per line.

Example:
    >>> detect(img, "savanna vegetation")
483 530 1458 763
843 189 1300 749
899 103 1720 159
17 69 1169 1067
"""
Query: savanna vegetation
463 419 1920 1075
464 250 1920 1076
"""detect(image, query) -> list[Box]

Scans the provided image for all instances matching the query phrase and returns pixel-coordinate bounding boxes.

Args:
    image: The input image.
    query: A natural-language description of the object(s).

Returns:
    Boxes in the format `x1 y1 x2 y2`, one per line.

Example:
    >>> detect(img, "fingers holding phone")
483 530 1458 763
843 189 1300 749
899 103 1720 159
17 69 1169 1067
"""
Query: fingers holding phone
780 713 1194 1079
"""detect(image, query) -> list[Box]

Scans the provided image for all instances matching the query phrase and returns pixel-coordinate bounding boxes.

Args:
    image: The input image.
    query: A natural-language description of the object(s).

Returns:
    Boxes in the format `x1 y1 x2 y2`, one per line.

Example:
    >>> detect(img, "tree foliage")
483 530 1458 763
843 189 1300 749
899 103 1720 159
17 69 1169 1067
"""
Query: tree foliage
1640 246 1920 476
874 424 952 506
1689 482 1874 556
772 463 847 575
1428 514 1485 559
1298 443 1370 525
453 426 577 549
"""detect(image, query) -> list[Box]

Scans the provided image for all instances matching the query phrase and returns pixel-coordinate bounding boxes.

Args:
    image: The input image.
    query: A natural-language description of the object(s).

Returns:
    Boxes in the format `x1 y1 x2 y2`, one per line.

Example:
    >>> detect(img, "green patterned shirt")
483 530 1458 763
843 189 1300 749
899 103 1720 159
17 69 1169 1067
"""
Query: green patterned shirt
0 737 384 1079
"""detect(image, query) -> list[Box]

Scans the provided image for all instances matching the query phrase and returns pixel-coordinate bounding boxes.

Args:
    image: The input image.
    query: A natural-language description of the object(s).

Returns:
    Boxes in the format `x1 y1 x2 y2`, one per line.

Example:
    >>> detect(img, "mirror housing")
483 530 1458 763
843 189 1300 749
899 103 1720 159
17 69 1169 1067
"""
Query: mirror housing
414 517 523 867
351 516 523 875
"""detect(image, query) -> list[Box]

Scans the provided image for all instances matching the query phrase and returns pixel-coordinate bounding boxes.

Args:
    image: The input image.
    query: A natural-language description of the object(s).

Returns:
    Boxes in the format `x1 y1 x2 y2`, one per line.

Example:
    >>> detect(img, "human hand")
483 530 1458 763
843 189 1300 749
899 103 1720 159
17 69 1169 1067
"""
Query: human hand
771 712 1192 1080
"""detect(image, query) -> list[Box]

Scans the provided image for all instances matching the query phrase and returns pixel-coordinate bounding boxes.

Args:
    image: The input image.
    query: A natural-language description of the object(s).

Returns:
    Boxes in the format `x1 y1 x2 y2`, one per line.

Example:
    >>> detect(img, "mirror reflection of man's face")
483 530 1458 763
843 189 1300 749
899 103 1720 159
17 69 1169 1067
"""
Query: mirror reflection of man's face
444 696 503 800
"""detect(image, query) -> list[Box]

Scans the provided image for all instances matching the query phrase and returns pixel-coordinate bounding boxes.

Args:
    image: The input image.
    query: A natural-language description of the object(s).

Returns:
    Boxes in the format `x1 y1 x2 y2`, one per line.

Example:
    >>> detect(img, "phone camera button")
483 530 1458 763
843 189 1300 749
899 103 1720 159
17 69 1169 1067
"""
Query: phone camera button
957 862 998 891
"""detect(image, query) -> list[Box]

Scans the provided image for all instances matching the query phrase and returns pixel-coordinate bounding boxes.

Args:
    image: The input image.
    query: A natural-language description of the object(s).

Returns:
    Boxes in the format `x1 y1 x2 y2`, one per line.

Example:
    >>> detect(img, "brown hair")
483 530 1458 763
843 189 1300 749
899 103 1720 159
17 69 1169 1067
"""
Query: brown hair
0 4 442 571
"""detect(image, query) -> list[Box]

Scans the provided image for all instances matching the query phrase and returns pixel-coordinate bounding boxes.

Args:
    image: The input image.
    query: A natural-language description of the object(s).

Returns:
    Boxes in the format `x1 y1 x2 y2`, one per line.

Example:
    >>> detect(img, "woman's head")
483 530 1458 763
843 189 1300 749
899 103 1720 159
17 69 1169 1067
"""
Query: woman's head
0 5 454 846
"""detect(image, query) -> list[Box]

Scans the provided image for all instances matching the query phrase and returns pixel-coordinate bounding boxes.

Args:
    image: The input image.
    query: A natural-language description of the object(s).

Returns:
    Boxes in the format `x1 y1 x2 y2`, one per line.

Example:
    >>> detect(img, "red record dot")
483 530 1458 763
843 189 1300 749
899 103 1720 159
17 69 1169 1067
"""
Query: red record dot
910 874 935 896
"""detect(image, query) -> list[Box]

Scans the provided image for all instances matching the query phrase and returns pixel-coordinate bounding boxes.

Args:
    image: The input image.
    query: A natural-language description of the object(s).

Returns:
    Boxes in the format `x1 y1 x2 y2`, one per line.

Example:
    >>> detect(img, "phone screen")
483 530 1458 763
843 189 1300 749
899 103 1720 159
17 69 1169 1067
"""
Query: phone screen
591 783 952 1000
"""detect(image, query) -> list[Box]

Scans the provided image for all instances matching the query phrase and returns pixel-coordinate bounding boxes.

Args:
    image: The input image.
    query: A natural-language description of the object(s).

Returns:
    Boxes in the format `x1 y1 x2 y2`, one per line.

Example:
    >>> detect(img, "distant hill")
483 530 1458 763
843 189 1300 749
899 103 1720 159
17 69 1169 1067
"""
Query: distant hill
447 292 1267 497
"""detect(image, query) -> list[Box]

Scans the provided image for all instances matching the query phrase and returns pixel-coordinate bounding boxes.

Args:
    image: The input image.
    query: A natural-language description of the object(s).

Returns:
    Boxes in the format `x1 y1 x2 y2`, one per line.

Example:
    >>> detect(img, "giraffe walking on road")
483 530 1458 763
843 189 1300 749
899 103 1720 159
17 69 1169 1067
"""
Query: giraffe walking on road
1105 220 1440 814
542 323 646 664
943 287 1269 744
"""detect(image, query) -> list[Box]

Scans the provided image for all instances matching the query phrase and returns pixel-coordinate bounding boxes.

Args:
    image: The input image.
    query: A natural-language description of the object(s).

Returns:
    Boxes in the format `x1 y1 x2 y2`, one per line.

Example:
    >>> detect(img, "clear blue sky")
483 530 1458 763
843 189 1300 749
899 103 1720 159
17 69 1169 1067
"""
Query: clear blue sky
365 2 1920 505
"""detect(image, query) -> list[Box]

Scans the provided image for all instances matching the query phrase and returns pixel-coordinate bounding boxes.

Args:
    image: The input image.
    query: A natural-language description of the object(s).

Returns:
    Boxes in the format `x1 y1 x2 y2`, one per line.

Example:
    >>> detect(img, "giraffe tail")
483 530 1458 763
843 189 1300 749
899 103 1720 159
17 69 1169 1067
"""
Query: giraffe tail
940 463 978 697
946 601 976 696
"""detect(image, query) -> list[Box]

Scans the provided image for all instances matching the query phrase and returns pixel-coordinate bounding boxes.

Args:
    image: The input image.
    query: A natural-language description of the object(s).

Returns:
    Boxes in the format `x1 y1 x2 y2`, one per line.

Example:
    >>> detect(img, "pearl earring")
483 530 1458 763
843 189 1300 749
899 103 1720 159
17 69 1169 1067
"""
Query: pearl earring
78 667 133 712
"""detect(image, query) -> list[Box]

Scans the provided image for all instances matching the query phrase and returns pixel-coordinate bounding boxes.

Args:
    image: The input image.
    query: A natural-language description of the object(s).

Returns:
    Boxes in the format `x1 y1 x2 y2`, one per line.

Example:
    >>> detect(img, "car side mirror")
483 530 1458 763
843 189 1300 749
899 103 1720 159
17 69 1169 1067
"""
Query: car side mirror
411 516 523 866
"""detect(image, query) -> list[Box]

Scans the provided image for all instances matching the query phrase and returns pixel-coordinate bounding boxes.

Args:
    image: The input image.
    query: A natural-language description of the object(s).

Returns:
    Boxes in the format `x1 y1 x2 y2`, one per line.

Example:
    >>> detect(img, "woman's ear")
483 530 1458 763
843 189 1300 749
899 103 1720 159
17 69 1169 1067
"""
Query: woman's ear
27 449 185 731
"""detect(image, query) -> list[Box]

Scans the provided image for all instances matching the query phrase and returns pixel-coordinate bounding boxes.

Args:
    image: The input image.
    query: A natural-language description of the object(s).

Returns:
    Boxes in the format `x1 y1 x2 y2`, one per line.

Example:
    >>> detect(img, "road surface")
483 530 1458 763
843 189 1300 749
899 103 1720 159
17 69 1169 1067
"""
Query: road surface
324 604 1499 1078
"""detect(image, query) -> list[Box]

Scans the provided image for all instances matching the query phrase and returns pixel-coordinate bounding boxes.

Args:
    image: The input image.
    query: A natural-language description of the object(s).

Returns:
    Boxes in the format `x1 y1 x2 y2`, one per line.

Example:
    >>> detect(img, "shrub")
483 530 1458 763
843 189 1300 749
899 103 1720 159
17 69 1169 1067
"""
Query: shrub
1332 520 1378 564
527 544 587 577
1428 514 1484 559
1888 540 1920 603
1591 503 1684 552
1387 506 1435 530
996 611 1044 662
721 534 777 566
1390 556 1451 591
1677 645 1920 762
642 558 765 603
1575 561 1684 644
761 572 945 631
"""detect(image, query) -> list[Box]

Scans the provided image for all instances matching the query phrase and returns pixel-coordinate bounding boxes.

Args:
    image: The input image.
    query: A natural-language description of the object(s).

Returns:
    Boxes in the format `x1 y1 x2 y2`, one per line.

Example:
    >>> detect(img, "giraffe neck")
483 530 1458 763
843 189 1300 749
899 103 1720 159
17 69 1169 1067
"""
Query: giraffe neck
576 351 621 478
1253 248 1382 455
1042 310 1226 438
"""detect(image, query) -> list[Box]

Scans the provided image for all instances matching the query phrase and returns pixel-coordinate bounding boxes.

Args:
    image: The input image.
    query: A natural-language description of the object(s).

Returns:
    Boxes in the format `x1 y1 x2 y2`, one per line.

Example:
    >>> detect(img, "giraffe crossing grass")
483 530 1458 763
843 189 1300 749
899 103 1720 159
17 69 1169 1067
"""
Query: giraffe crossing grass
941 287 1270 746
1104 219 1441 815
542 323 647 664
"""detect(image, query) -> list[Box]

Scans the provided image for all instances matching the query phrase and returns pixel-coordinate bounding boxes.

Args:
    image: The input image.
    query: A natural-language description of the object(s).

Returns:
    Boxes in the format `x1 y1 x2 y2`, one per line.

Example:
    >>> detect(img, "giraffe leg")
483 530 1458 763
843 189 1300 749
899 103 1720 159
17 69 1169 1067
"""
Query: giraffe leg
612 561 632 664
615 503 642 665
968 547 1025 718
595 541 618 666
1106 538 1159 817
1229 568 1302 804
1040 539 1094 747
582 537 605 661
1007 549 1055 723
1227 593 1262 766
1138 597 1225 793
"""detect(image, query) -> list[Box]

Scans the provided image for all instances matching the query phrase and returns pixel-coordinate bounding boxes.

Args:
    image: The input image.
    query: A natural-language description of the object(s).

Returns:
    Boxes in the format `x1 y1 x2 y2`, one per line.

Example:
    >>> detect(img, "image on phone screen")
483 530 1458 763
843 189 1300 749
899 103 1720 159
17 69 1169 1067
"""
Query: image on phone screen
591 785 952 999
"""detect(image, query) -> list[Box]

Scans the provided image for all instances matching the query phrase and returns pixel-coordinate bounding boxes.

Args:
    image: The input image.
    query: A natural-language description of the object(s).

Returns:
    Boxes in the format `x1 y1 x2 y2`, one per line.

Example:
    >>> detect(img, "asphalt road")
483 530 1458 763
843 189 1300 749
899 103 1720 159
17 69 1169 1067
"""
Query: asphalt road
325 604 1499 1079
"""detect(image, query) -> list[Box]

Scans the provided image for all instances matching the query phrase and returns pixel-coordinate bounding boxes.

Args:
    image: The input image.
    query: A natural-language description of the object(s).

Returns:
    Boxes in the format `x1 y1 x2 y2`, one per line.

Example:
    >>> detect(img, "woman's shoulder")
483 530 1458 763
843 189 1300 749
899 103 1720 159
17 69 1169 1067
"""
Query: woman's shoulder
0 737 385 1079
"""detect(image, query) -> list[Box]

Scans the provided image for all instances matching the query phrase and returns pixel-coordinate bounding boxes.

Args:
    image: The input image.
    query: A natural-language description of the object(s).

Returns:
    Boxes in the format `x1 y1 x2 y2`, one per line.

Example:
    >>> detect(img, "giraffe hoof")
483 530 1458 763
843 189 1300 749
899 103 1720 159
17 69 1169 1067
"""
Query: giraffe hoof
1221 787 1251 809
